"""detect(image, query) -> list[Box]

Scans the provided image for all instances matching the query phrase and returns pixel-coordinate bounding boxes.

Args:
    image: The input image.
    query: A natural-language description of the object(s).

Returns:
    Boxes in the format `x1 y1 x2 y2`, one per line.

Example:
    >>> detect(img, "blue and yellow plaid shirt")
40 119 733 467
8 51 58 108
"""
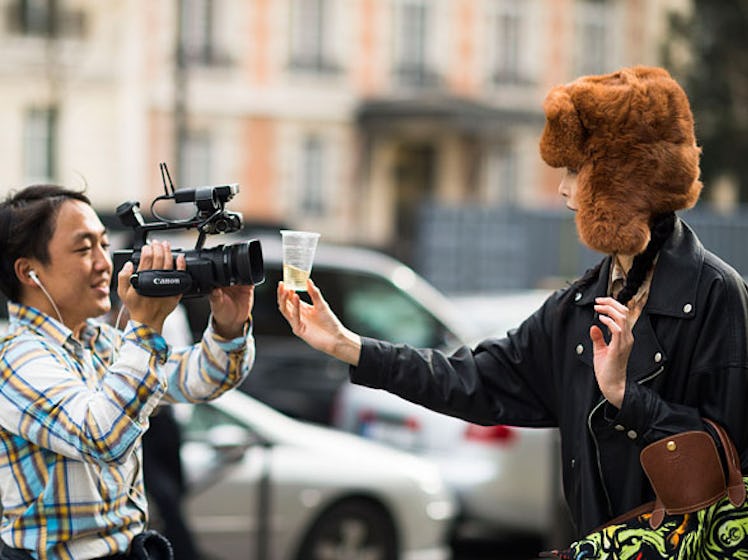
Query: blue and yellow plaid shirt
0 302 254 559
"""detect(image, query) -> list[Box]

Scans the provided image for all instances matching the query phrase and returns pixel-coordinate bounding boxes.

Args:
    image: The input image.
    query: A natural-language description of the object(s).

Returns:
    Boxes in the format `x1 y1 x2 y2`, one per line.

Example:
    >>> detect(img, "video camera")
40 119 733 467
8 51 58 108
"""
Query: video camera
113 163 264 297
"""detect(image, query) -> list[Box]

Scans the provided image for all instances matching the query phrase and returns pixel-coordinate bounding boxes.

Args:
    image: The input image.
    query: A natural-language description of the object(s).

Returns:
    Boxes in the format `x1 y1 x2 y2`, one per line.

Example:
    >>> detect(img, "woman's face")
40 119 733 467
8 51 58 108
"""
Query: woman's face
558 168 579 211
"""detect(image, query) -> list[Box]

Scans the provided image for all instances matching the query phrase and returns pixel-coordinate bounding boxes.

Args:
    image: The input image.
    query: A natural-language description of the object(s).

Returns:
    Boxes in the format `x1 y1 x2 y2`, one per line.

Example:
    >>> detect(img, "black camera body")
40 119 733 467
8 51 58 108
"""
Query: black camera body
113 164 264 297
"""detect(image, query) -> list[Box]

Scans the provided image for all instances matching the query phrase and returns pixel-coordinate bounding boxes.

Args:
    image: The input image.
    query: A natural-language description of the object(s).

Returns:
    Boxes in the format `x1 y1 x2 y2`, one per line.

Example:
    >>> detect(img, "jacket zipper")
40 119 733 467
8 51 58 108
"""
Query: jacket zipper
587 365 665 517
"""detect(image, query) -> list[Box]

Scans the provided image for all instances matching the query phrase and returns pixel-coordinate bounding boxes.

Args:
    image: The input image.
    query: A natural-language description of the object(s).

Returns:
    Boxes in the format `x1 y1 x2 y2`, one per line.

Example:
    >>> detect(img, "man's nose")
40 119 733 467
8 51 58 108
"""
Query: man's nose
95 246 112 271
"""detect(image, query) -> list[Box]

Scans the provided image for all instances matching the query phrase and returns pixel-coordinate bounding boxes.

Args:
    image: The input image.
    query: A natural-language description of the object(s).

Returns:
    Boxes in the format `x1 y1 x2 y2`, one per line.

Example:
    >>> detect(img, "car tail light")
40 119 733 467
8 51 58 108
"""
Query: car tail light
358 409 377 424
358 410 421 431
464 423 516 445
356 409 422 450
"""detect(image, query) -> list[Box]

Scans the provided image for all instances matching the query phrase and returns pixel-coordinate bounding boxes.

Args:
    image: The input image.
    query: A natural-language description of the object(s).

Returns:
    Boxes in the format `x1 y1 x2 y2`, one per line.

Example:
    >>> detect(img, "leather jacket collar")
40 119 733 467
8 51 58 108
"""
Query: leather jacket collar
574 217 703 319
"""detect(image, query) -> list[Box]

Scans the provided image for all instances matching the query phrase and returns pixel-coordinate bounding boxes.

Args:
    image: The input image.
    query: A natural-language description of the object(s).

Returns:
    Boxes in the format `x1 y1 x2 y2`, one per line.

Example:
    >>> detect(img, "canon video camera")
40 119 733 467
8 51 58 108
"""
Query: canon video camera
113 163 264 297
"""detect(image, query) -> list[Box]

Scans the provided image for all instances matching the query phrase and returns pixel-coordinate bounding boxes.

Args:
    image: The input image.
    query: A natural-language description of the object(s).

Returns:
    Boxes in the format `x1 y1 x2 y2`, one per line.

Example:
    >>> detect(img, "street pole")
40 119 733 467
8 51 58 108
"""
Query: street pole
174 0 187 181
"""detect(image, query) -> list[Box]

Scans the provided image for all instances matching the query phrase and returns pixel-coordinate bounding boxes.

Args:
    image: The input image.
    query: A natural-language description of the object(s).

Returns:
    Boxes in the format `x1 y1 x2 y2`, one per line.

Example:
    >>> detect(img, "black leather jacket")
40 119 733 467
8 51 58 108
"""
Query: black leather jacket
350 219 748 536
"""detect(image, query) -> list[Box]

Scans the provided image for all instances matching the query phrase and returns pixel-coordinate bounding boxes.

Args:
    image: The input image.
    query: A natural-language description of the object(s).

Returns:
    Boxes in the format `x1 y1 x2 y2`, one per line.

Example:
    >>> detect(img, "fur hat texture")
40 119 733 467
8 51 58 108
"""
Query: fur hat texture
539 66 702 255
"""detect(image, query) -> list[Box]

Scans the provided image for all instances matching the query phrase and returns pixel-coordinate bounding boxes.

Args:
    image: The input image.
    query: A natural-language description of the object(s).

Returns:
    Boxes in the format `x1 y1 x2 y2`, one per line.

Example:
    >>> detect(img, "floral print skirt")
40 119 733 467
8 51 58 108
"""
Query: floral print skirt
542 477 748 560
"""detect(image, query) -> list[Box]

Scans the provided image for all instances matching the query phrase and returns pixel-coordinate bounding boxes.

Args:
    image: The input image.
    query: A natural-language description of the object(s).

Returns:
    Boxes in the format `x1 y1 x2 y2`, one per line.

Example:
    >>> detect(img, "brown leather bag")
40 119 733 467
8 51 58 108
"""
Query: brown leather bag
594 418 746 533
639 418 746 529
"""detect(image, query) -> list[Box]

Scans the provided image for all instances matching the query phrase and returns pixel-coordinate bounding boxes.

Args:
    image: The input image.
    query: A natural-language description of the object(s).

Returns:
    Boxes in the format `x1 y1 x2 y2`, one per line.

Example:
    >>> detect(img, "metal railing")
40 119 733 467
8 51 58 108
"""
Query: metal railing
415 204 748 294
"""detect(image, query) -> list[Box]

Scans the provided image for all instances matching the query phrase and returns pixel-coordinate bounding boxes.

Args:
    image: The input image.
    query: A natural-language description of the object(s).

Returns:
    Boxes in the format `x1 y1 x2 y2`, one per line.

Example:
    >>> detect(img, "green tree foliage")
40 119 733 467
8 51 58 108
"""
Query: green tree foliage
664 0 748 203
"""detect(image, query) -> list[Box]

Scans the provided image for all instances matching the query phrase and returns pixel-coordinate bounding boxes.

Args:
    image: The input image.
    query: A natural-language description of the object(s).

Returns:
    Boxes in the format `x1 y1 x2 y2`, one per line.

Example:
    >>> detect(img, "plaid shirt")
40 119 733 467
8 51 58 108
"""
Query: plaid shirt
0 302 254 559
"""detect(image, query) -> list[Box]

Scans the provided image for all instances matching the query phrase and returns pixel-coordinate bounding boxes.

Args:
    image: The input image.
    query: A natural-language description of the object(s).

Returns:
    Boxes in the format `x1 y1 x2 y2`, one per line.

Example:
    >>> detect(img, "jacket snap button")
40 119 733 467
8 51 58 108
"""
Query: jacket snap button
614 424 625 431
627 430 638 440
666 440 677 451
683 303 693 313
654 352 662 363
576 344 584 355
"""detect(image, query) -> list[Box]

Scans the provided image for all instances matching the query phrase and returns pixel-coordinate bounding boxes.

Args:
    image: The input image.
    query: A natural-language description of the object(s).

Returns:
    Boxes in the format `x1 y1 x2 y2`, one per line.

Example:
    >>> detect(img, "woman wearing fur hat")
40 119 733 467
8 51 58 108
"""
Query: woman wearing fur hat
278 66 748 558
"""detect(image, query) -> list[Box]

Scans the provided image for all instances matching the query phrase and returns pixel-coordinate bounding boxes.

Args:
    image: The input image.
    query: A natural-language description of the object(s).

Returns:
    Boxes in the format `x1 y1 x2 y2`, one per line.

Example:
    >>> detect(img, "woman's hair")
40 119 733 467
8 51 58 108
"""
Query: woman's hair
615 212 675 306
0 185 91 302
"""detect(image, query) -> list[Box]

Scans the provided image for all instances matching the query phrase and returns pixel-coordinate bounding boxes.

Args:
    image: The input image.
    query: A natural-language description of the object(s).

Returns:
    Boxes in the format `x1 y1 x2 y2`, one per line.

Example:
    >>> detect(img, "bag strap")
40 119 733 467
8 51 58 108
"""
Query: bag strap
703 418 746 507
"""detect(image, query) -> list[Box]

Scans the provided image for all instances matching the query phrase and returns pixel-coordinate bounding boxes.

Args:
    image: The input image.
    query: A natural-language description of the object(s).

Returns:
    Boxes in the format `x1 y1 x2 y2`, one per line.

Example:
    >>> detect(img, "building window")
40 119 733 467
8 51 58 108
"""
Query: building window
23 108 57 183
178 132 211 187
300 135 325 216
180 0 224 65
6 0 86 37
574 0 610 76
493 2 522 84
395 0 437 87
289 0 338 74
16 0 56 36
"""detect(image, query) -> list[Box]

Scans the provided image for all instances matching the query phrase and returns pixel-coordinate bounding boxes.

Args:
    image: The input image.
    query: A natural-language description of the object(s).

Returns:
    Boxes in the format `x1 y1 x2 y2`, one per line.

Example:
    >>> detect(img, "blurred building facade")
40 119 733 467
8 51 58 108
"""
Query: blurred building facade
0 0 689 261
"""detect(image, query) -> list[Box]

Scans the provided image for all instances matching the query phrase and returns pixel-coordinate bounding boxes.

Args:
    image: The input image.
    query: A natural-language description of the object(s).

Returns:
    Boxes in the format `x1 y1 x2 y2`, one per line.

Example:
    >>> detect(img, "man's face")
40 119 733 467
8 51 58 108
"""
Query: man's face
32 199 112 329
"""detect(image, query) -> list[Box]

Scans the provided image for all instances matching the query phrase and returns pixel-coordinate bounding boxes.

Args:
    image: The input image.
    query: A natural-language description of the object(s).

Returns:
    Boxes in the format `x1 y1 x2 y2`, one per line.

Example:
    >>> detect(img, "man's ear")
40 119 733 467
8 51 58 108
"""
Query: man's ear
14 258 39 288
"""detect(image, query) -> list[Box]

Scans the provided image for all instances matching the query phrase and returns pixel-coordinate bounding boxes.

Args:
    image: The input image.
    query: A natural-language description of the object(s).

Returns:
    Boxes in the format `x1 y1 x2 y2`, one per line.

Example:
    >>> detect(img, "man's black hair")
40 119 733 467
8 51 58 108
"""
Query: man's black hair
0 185 91 302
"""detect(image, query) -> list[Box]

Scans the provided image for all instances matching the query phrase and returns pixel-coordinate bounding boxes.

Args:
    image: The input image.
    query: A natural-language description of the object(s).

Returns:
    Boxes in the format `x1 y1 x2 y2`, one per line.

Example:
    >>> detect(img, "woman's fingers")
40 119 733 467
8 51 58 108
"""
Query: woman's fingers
307 279 327 309
277 282 303 329
277 283 293 320
597 314 620 330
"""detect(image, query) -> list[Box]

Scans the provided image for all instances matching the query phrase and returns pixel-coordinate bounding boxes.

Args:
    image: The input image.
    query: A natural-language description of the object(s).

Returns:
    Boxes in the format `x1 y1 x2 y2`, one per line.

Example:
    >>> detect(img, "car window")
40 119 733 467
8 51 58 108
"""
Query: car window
194 263 453 349
336 271 450 348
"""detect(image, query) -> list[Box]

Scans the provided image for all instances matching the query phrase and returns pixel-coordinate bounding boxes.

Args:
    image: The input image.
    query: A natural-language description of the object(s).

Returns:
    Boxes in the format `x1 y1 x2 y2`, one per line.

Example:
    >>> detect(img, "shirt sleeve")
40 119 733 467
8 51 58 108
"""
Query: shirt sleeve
160 316 255 404
0 322 170 464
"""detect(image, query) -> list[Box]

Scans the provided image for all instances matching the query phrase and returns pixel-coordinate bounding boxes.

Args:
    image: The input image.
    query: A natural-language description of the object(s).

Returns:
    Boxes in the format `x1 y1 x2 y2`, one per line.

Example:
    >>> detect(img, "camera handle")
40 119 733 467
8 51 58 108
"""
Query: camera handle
129 270 193 297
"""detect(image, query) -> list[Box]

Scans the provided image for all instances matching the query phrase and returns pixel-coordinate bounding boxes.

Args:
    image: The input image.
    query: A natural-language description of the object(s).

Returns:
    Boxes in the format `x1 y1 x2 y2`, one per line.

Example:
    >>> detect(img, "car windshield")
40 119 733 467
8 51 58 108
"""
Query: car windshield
338 271 447 347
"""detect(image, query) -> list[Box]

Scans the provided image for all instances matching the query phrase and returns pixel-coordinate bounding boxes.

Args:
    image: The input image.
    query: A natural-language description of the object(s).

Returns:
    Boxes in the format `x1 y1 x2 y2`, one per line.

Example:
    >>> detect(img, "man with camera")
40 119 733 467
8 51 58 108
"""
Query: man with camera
0 185 255 559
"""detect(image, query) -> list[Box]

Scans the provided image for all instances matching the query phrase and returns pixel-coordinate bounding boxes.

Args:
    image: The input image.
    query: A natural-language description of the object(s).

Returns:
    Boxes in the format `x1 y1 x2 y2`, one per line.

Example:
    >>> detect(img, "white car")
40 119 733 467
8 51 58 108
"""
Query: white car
333 290 573 545
173 390 457 560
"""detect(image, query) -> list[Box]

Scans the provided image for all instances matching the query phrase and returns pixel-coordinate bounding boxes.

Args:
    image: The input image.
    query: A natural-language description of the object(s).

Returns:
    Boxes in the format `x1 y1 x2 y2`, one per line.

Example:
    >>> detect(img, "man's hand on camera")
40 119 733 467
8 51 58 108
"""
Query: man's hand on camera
209 285 254 339
117 241 185 334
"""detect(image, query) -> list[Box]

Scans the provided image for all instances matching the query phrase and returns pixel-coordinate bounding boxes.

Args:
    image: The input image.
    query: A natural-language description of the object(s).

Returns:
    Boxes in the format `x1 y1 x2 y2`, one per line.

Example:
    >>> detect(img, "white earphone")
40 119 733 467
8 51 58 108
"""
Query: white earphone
27 269 64 323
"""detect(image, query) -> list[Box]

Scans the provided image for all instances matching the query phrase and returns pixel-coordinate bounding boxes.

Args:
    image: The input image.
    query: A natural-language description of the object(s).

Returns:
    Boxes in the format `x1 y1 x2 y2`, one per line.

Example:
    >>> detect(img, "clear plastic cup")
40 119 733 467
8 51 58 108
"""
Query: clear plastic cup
280 230 320 291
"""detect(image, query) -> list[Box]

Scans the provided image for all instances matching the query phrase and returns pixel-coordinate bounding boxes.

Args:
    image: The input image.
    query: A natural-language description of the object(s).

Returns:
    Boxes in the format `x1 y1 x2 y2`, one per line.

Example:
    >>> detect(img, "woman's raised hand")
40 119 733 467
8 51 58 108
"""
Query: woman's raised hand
277 279 362 366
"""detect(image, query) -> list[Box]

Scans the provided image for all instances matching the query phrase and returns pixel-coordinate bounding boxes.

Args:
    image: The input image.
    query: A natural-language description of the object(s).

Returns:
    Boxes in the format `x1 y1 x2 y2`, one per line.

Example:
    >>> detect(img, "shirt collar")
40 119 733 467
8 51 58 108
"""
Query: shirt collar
7 302 103 347
608 255 656 309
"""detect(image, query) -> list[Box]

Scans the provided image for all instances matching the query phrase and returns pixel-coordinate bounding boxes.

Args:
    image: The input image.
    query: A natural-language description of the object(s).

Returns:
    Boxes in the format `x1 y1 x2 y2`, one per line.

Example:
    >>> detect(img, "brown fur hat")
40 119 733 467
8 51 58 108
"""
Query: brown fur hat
539 66 702 255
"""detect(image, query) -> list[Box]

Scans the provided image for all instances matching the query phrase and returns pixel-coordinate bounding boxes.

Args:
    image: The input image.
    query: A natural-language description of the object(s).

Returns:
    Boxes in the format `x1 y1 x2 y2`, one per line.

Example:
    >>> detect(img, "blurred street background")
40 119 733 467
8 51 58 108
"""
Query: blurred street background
2 0 748 292
2 1 748 559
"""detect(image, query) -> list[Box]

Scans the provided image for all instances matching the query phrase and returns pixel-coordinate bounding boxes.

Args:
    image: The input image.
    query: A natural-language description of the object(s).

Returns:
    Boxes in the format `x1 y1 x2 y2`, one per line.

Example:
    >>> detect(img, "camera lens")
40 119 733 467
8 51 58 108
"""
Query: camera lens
227 240 264 285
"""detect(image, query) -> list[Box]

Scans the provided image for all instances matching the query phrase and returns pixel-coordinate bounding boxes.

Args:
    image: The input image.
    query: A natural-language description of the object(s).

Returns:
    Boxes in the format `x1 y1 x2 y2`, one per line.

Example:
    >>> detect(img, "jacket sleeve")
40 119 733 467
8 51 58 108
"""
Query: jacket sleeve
612 269 748 460
350 294 562 428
